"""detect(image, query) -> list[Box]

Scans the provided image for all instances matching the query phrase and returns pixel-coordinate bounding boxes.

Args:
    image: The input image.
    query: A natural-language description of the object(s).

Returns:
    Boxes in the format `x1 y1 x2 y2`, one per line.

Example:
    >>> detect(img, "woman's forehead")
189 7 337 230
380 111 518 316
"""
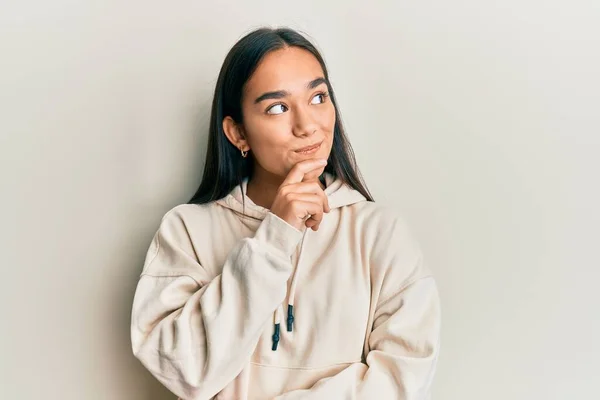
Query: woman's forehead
245 47 325 96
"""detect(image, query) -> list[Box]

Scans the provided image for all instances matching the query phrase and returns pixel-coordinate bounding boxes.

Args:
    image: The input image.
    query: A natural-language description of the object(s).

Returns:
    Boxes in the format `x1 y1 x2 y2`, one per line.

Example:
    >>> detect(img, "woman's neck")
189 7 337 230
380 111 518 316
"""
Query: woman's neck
246 172 282 210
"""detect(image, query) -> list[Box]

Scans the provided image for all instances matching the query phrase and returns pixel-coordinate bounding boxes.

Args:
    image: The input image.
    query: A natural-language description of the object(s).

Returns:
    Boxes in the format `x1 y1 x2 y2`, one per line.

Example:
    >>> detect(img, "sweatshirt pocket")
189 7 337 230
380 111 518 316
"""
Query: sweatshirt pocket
212 364 251 400
245 361 358 400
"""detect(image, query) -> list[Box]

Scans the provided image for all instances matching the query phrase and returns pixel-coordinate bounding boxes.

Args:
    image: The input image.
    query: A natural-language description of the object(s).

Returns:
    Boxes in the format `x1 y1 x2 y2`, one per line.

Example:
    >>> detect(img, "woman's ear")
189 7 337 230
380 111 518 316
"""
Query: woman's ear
222 116 250 152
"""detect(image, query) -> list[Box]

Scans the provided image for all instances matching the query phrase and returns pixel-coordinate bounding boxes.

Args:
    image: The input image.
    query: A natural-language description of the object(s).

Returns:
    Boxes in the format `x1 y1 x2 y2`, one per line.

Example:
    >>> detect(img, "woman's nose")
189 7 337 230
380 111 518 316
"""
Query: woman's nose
292 106 317 137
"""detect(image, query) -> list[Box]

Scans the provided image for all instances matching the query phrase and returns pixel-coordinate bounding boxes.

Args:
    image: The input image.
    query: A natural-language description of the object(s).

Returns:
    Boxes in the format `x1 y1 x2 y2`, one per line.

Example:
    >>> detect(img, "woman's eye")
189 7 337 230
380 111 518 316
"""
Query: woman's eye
267 104 287 115
310 92 328 105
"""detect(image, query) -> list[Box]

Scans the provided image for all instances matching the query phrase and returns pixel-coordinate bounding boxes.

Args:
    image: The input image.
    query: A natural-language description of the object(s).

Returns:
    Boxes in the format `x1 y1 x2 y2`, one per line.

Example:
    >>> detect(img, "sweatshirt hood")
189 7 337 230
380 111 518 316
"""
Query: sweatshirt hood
215 173 367 350
215 172 367 219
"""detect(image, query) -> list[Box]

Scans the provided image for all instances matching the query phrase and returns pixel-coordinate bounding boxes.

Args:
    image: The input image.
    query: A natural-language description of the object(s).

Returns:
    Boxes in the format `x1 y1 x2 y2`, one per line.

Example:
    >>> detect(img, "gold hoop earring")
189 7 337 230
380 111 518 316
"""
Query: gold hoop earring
241 149 248 158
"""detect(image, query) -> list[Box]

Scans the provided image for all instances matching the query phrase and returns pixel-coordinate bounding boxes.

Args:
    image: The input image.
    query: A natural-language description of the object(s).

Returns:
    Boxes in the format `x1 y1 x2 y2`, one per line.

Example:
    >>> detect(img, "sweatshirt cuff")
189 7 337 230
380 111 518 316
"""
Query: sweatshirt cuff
253 212 304 257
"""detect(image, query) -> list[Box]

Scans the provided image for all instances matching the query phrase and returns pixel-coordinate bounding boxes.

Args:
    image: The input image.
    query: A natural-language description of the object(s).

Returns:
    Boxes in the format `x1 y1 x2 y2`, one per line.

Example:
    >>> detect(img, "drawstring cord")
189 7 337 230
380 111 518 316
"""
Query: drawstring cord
287 304 294 332
272 307 282 351
286 232 306 332
272 229 308 351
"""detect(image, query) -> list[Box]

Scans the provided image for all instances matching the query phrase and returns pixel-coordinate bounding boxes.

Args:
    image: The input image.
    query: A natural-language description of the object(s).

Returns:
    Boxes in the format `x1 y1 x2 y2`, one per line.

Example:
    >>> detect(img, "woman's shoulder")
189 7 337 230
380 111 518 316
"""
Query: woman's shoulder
156 201 223 230
350 201 431 289
350 200 424 260
350 200 413 232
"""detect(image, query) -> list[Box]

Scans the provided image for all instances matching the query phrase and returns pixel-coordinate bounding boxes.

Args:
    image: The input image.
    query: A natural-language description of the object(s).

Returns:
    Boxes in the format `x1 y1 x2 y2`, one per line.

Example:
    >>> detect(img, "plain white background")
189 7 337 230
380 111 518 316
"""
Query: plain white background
1 1 598 399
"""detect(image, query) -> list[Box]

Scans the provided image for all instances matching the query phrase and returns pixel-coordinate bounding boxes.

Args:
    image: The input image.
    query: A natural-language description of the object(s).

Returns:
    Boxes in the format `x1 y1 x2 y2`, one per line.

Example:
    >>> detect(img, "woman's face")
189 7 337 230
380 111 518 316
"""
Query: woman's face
229 46 336 178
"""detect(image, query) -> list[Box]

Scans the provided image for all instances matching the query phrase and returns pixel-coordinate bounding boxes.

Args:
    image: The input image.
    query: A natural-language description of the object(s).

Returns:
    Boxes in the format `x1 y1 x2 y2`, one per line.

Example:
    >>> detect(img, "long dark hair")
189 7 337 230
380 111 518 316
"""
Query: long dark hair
188 27 374 204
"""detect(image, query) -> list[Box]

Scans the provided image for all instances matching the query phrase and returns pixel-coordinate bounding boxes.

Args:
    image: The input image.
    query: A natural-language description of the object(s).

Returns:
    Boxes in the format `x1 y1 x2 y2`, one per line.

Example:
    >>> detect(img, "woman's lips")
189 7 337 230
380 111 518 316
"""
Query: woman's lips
295 141 322 155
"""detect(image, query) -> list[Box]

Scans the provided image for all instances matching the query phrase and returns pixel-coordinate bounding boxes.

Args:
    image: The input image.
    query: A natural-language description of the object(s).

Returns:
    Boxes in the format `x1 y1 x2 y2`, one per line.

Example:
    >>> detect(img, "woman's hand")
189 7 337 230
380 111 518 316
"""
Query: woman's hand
270 159 330 231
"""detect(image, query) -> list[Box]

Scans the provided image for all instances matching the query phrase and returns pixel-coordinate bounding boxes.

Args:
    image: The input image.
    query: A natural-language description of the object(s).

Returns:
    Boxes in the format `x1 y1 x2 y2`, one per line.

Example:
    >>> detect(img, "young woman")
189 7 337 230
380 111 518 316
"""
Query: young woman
131 27 441 400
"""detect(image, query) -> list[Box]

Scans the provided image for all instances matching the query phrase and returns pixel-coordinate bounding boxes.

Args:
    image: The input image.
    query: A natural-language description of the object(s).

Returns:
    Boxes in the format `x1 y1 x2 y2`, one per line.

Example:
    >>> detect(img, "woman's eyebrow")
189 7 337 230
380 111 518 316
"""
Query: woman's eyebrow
307 77 327 90
254 77 328 104
254 90 288 104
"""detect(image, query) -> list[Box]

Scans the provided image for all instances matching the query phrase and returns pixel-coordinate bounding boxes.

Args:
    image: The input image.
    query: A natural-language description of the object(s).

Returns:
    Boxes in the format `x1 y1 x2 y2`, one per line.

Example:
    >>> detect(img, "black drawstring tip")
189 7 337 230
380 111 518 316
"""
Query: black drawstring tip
272 323 281 351
287 304 294 332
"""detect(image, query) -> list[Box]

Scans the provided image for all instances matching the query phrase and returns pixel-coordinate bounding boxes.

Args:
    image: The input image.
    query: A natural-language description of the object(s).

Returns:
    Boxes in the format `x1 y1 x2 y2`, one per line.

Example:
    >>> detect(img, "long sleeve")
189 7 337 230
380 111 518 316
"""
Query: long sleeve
273 212 441 400
130 208 303 400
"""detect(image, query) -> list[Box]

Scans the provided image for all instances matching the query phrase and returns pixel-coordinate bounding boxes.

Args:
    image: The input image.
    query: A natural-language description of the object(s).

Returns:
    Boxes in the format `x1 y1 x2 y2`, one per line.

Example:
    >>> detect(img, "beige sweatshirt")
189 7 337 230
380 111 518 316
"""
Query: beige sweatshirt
131 173 441 400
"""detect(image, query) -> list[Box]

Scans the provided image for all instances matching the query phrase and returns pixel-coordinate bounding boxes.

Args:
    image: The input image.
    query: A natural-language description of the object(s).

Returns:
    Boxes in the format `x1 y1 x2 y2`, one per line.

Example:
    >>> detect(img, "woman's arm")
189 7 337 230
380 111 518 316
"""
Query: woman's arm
273 211 441 400
130 206 303 400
